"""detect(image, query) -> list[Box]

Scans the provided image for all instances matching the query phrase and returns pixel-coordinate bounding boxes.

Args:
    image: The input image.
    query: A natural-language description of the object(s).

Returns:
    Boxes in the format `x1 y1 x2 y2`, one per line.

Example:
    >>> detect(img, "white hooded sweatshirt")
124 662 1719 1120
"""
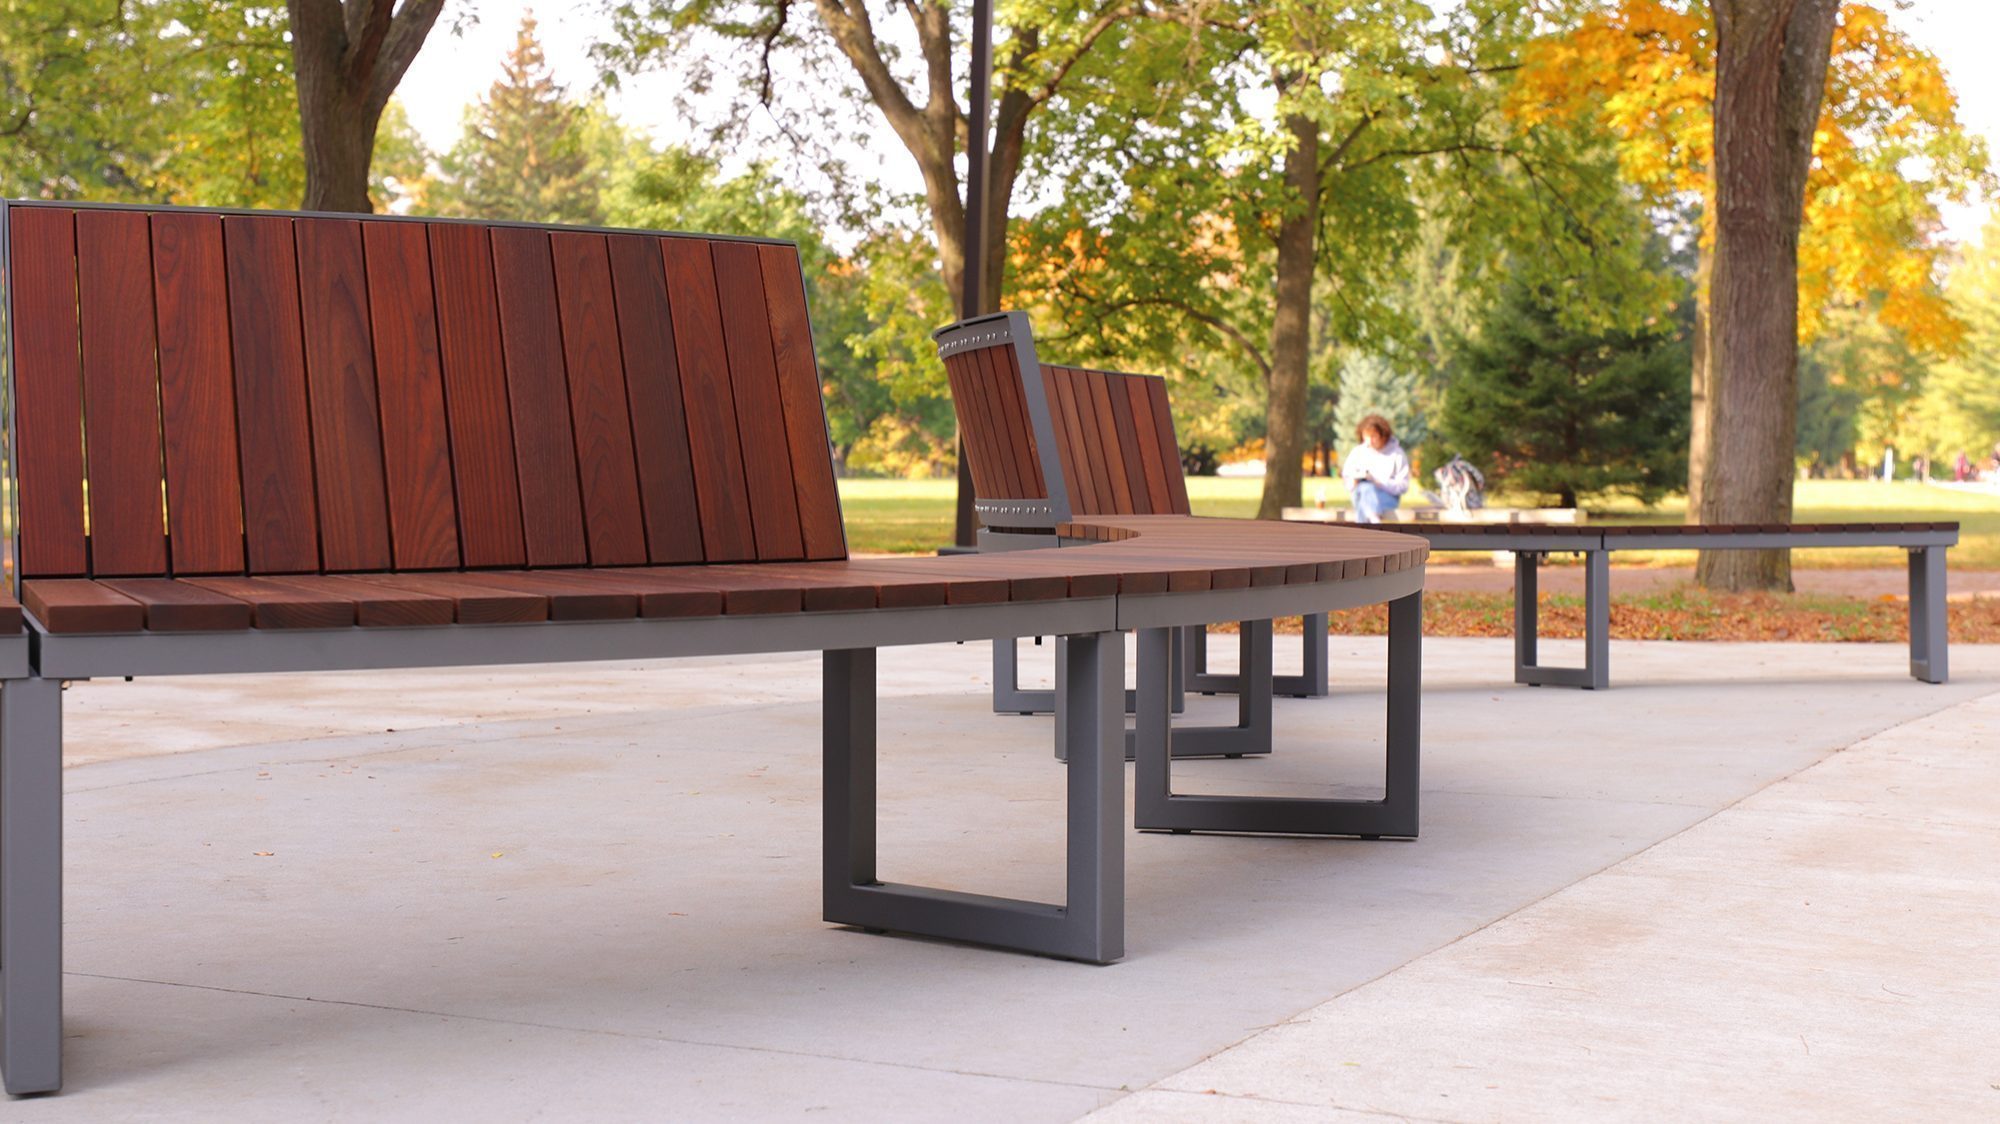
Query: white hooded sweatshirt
1340 438 1411 496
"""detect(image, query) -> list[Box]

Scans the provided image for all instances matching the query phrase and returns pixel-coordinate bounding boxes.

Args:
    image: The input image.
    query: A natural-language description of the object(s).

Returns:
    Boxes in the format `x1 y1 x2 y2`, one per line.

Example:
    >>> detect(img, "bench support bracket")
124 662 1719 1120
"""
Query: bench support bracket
1514 551 1610 691
1 677 63 1095
1184 616 1329 698
1052 622 1274 763
1132 594 1420 837
823 638 1125 963
1909 546 1949 684
992 633 1185 717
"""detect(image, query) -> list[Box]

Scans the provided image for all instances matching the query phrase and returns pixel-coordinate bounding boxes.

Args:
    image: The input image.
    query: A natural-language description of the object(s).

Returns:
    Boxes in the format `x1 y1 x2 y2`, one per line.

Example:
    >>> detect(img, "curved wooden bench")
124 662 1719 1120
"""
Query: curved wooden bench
0 201 1424 1094
935 311 1330 748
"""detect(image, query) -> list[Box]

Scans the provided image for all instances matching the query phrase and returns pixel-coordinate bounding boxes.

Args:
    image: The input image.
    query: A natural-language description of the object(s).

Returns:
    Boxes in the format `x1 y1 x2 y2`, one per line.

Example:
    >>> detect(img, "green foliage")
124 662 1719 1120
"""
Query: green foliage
429 16 602 224
1910 221 2000 462
1332 353 1429 453
1440 277 1690 507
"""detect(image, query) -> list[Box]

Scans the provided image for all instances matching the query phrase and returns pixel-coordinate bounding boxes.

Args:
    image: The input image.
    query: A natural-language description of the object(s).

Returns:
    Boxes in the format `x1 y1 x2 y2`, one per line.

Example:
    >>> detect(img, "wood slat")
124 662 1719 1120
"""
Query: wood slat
550 231 648 566
345 572 546 624
183 576 357 629
489 227 588 567
605 233 706 564
615 566 802 615
945 352 1007 501
450 570 637 621
99 578 251 631
75 209 168 576
151 212 246 574
1063 367 1116 514
975 347 1029 498
528 569 724 618
0 591 20 634
1082 370 1134 513
224 215 322 574
710 241 805 560
989 345 1046 496
659 237 756 561
295 218 394 572
427 222 526 568
1123 376 1172 514
1103 372 1148 511
1047 367 1100 516
362 221 461 570
1144 377 1192 514
758 243 846 559
1040 366 1086 517
7 207 90 575
261 574 454 627
21 579 144 633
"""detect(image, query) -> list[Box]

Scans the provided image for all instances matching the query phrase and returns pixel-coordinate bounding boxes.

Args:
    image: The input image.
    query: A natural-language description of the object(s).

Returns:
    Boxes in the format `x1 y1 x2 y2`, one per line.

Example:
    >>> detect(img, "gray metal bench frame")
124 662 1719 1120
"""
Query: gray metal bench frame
1416 527 1955 689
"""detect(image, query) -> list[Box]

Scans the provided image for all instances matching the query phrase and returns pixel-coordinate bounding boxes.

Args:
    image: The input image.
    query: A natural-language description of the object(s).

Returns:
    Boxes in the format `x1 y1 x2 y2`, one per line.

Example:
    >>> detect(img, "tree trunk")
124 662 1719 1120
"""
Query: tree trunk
1685 242 1713 521
1257 111 1321 521
1696 0 1839 591
288 0 446 213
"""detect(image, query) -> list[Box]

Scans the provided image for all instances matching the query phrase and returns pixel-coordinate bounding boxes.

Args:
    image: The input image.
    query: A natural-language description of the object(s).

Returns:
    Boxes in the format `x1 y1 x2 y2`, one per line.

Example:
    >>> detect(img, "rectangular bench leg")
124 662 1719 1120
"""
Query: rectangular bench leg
1 678 63 1095
996 635 1184 717
1515 551 1610 690
1135 593 1421 837
1056 622 1272 762
1185 619 1327 698
1909 547 1949 684
825 640 1125 963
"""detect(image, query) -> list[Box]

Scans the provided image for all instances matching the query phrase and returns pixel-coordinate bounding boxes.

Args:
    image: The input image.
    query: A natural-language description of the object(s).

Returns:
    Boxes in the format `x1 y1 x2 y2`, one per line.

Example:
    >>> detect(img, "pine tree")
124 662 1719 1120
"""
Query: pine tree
1440 281 1689 508
1332 354 1430 456
430 14 600 224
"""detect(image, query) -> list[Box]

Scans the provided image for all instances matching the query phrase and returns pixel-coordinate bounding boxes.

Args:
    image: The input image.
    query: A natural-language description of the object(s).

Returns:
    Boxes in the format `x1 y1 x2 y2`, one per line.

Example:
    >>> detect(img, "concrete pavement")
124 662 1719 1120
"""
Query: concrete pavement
10 635 1996 1120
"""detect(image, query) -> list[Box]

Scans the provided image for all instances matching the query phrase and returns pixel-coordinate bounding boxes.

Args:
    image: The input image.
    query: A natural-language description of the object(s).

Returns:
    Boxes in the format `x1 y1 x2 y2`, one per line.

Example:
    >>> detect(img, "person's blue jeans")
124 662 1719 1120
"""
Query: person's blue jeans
1352 480 1400 523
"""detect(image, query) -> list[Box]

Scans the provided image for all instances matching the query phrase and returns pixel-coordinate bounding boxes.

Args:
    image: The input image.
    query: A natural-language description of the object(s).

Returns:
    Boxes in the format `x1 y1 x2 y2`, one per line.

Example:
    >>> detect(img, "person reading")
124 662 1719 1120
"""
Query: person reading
1341 414 1411 523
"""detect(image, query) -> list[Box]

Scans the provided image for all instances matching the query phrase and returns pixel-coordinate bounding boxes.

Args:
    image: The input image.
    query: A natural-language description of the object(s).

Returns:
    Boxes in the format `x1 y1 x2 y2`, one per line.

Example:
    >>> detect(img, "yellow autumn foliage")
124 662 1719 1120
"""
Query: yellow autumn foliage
1511 0 1986 357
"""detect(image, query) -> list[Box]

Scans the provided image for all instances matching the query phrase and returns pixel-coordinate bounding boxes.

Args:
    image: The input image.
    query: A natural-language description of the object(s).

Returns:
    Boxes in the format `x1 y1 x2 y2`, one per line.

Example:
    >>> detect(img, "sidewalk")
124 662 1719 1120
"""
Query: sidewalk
16 637 1998 1119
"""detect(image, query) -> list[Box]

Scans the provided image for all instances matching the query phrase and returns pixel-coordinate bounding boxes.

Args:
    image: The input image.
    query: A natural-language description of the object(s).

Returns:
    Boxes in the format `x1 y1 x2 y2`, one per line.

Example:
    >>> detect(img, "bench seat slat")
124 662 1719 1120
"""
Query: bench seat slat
97 579 252 632
21 580 145 634
182 577 357 630
259 575 455 628
342 573 548 625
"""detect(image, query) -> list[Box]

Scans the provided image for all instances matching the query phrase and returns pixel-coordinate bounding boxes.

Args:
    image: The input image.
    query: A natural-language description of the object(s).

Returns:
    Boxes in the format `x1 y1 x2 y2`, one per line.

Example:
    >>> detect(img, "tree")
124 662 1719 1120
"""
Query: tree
1910 221 2000 465
287 0 445 212
1331 353 1429 458
431 15 603 224
1440 278 1690 508
1512 0 1989 546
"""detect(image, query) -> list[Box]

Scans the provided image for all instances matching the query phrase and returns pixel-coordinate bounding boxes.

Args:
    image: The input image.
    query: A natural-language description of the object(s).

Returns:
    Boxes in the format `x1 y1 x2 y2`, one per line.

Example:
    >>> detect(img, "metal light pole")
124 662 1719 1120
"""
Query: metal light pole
951 0 994 549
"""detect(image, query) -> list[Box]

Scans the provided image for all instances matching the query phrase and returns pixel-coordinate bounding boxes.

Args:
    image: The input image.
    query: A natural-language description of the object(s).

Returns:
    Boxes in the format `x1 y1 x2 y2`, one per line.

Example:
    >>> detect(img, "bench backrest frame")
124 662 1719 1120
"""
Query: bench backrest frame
934 311 1072 529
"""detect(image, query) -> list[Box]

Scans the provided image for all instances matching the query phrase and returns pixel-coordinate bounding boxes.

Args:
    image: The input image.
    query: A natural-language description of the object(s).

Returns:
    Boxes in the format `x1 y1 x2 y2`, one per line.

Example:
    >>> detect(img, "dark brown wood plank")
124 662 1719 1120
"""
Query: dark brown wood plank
709 241 805 560
183 576 356 629
1047 366 1100 517
361 221 461 570
1040 366 1086 518
659 237 756 561
260 574 454 627
75 209 168 576
1144 377 1192 514
450 571 637 621
1063 367 1117 514
1082 370 1135 513
224 215 321 574
1103 372 1149 511
0 592 19 634
7 207 90 576
151 212 246 575
617 566 802 614
344 572 547 624
758 243 846 560
1122 376 1172 515
946 352 1009 502
99 578 252 631
536 568 724 618
550 231 648 566
294 218 393 572
427 222 526 568
489 227 588 567
22 579 144 633
975 347 1029 498
605 233 705 564
989 345 1046 496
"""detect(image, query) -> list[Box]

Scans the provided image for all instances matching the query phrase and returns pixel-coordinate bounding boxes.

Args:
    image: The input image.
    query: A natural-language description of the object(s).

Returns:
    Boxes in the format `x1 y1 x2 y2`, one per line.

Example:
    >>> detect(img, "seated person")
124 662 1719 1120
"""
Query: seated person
1341 414 1411 523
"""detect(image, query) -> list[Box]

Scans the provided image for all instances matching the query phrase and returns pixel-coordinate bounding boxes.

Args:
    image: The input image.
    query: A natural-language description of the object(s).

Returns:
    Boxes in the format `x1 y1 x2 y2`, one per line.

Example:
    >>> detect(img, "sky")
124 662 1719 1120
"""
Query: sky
399 0 2000 243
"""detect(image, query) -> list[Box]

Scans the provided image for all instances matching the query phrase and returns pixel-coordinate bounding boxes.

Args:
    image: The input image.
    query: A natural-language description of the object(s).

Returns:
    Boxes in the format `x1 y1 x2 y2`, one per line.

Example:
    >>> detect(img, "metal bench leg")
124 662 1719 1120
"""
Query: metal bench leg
1057 622 1272 762
1001 635 1183 719
1183 619 1324 697
1135 592 1421 837
1909 547 1949 684
824 641 1124 963
1514 550 1606 689
1 678 63 1095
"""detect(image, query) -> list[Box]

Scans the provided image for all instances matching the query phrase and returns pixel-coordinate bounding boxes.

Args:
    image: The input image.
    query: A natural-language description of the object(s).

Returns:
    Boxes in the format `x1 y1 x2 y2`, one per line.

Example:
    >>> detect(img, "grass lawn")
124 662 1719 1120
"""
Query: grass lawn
838 476 2000 568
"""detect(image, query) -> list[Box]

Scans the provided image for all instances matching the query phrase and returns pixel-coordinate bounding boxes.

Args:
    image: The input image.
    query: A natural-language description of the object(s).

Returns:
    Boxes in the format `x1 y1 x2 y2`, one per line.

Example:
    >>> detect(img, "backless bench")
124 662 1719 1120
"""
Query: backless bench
0 201 1425 1094
1400 523 1954 689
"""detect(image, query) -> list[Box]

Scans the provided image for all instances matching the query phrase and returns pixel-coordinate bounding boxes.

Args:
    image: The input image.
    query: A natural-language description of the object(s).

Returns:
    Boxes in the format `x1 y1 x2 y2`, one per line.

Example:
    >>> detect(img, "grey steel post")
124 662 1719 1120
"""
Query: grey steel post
1133 592 1420 837
1000 634 1182 718
1 677 63 1095
1184 619 1327 698
1584 548 1611 690
1514 551 1539 680
823 637 1124 963
1909 547 1948 684
1513 550 1603 690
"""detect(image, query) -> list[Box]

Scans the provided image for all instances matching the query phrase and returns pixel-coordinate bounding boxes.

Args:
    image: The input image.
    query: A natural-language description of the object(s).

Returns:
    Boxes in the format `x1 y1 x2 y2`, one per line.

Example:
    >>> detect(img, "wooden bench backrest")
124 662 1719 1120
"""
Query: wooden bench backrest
934 311 1188 528
0 201 845 583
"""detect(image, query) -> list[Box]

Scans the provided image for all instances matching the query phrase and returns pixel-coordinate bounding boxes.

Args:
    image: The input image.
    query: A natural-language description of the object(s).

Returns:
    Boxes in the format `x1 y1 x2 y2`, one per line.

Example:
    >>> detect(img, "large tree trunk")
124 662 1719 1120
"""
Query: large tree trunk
1257 111 1321 521
1696 0 1839 591
1685 242 1713 521
287 0 445 213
